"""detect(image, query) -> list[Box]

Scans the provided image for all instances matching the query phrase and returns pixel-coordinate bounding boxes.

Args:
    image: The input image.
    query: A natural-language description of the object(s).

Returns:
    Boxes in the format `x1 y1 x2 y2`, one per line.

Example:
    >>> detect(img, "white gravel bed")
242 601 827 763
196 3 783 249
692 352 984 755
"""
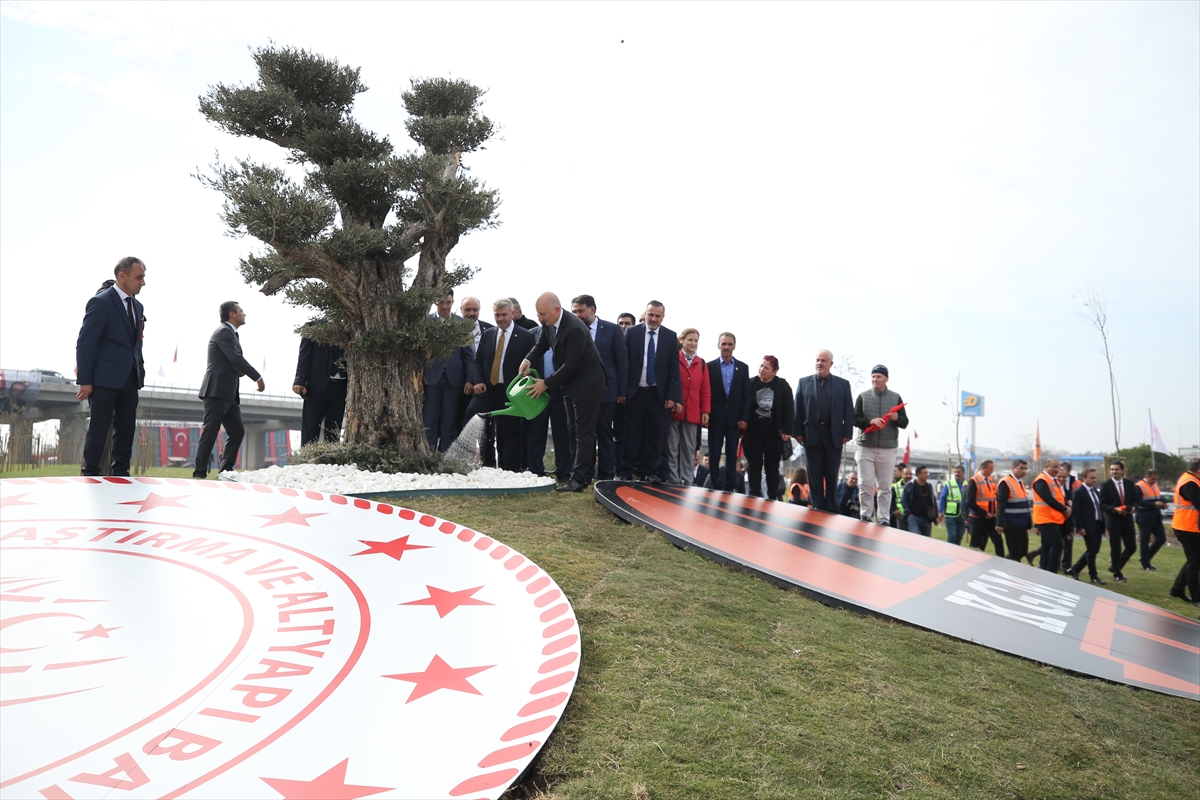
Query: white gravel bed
221 463 556 494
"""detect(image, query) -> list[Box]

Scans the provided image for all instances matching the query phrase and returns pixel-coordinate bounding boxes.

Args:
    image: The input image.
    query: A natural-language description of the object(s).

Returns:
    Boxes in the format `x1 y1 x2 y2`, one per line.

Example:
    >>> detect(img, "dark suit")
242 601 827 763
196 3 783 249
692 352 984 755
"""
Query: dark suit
466 323 535 471
194 323 262 477
793 373 854 512
525 310 607 485
583 318 628 481
620 324 682 480
76 286 144 476
293 329 346 446
423 313 471 453
457 319 494 431
1099 477 1140 577
693 464 709 487
706 357 751 491
525 328 573 480
1069 484 1106 580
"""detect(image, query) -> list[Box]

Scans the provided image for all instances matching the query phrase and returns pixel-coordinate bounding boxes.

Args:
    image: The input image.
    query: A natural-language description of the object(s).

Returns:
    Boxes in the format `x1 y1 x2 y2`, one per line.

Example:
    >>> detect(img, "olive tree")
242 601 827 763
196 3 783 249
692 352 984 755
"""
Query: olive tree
199 45 498 451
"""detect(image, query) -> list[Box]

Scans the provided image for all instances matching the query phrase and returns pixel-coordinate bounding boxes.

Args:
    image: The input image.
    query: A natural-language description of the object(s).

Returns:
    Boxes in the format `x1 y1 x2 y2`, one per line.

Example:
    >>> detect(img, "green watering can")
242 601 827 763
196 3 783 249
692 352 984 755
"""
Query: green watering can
482 369 548 420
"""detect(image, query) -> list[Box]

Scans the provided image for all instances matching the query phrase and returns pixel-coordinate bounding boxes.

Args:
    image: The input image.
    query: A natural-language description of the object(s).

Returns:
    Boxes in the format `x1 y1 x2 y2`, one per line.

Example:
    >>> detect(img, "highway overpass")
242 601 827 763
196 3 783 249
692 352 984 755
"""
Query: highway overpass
5 375 303 470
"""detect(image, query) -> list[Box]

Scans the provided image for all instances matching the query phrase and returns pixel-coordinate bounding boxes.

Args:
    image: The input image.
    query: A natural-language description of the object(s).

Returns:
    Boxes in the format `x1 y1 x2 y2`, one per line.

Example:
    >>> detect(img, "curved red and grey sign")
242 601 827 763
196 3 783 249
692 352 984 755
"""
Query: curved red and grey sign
594 482 1198 701
0 476 579 799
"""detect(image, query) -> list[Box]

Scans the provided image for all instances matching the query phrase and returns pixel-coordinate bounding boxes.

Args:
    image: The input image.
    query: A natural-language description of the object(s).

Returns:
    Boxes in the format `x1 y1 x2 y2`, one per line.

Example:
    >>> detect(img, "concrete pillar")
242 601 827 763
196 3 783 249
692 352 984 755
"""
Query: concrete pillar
58 415 88 466
241 425 268 471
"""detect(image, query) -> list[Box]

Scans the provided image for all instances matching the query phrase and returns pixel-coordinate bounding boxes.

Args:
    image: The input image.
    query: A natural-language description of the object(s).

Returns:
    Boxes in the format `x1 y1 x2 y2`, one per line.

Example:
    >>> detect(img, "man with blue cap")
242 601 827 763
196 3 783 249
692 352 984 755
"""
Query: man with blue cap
853 365 909 524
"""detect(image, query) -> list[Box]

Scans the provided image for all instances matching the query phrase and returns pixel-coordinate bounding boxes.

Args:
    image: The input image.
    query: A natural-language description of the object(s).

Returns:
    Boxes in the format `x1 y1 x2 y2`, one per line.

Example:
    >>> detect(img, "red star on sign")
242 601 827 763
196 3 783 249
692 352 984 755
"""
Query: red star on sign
401 585 493 618
75 624 119 640
352 535 431 561
254 507 327 528
0 492 35 509
119 492 191 513
384 654 494 703
260 758 393 800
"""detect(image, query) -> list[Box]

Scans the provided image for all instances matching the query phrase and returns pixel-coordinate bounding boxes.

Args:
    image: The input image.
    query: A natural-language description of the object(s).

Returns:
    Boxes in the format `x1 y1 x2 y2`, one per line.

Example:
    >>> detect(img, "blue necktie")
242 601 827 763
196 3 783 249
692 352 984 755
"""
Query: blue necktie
646 329 656 386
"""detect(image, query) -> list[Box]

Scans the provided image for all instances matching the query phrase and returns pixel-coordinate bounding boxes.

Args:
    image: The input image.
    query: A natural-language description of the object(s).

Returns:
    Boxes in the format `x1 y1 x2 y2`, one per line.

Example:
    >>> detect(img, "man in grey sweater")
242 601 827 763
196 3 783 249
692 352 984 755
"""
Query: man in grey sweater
853 365 909 523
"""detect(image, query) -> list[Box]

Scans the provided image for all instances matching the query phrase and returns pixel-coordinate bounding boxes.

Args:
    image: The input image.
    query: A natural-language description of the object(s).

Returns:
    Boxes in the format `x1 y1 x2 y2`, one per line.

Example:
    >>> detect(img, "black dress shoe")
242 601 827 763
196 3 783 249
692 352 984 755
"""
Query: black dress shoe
647 475 662 485
1067 568 1080 581
1170 587 1194 602
1113 574 1128 584
1090 577 1106 585
555 480 585 493
1142 565 1157 572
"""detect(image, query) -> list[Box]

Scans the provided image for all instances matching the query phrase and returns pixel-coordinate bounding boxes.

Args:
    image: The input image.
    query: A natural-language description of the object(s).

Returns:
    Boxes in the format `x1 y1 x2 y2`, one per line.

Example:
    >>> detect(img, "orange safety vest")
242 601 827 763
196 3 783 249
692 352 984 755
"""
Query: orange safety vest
970 472 996 517
1173 473 1199 533
1032 472 1067 525
789 483 810 505
999 475 1031 523
1136 479 1160 501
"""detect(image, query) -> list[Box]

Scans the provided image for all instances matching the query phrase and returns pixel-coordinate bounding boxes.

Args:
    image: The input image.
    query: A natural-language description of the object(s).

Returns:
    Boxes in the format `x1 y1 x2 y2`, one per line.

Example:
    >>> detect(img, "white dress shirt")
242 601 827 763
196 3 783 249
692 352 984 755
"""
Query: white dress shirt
639 326 660 388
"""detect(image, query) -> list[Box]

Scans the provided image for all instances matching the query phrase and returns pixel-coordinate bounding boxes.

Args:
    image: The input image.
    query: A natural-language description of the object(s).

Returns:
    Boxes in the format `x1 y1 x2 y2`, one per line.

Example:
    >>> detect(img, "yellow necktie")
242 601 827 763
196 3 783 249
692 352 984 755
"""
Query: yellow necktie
490 328 505 386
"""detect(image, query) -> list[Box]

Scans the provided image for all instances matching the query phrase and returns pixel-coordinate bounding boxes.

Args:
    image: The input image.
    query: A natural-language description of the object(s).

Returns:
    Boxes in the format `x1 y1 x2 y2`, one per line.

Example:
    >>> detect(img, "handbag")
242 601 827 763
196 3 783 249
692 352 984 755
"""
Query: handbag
780 437 795 460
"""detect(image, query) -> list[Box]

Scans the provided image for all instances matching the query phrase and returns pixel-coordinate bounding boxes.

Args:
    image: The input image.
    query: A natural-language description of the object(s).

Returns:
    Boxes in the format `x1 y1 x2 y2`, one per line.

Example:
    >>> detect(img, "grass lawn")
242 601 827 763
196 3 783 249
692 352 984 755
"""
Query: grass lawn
0 465 199 479
393 492 1198 800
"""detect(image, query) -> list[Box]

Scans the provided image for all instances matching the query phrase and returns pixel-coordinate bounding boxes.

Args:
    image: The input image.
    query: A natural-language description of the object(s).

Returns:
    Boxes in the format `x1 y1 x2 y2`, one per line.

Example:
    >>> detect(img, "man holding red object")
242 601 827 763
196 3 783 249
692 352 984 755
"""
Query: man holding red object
852 365 908 524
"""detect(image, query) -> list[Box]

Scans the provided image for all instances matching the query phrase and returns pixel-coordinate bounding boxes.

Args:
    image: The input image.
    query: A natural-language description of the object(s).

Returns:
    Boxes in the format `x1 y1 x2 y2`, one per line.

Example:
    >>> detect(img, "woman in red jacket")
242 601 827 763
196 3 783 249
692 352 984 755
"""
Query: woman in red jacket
666 328 711 485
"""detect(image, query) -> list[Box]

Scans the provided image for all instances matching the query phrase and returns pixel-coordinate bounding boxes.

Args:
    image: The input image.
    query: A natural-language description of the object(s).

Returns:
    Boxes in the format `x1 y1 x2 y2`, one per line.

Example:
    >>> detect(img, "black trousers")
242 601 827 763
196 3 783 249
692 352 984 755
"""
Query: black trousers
1107 516 1137 576
82 366 139 476
1002 523 1030 562
1137 517 1166 567
300 380 347 446
465 386 522 472
527 390 572 479
1035 523 1064 573
707 424 742 491
194 397 244 477
620 389 669 480
743 429 781 500
1061 526 1076 572
564 393 600 485
1070 524 1104 579
423 377 462 453
969 516 1004 557
804 432 841 512
589 400 618 481
1171 529 1200 601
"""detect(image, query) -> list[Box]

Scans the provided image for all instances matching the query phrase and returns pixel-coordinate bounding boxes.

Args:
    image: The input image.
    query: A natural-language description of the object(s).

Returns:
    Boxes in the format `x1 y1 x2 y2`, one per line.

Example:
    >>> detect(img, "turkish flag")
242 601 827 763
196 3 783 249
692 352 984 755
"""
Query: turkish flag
170 428 190 459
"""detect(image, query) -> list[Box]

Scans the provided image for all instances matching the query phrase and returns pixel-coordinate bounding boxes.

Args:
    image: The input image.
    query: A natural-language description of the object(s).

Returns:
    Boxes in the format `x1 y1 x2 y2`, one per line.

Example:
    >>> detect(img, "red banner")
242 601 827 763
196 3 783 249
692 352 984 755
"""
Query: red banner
170 428 190 459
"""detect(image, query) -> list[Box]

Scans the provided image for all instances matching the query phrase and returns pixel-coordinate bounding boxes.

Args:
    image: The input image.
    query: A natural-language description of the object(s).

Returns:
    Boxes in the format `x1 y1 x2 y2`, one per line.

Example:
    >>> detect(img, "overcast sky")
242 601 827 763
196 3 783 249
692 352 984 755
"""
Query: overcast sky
1 1 1197 456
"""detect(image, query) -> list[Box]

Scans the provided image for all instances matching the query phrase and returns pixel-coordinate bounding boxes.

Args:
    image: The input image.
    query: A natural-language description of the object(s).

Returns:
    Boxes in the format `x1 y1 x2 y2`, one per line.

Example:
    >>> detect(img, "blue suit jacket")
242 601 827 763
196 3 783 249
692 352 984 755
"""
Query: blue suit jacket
75 286 144 389
793 373 855 444
423 313 470 388
623 323 682 405
592 318 628 404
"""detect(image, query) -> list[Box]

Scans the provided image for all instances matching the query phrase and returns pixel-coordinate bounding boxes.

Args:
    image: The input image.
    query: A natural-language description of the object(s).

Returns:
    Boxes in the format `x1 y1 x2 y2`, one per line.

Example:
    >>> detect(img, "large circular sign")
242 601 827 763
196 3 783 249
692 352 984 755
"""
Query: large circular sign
0 476 579 799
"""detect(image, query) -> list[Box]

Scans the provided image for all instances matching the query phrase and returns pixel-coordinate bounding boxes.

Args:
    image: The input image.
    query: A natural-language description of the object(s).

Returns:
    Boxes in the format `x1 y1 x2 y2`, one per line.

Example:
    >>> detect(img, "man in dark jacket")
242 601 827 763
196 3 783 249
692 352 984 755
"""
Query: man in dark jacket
521 292 607 492
292 319 346 446
619 301 681 483
1100 460 1139 583
75 257 147 476
1067 468 1106 584
194 301 264 478
571 295 628 482
836 472 861 518
706 332 751 491
793 349 855 512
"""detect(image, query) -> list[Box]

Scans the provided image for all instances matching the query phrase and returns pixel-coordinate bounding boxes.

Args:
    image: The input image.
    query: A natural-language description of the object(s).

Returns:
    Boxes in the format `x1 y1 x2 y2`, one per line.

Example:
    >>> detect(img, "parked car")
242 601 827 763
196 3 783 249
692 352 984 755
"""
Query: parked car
36 369 70 382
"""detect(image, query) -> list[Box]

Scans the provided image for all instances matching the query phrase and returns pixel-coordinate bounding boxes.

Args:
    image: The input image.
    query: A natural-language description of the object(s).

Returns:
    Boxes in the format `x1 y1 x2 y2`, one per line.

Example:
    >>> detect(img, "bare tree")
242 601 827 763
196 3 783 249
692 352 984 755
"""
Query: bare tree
1076 285 1121 456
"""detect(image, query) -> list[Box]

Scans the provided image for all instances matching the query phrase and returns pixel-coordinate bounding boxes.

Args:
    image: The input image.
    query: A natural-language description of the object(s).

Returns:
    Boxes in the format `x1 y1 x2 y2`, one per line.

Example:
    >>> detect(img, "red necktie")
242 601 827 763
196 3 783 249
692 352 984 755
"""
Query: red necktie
1117 481 1124 506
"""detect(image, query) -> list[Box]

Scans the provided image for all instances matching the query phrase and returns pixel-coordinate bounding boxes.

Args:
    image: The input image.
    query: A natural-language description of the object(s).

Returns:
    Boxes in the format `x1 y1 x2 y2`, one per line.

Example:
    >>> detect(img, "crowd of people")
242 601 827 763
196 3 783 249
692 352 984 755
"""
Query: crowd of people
72 262 1200 609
